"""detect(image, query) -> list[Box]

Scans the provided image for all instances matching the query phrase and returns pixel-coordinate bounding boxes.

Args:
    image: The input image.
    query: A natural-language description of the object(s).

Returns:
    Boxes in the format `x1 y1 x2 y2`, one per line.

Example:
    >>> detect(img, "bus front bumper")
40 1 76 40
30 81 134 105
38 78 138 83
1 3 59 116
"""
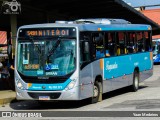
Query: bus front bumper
16 86 80 100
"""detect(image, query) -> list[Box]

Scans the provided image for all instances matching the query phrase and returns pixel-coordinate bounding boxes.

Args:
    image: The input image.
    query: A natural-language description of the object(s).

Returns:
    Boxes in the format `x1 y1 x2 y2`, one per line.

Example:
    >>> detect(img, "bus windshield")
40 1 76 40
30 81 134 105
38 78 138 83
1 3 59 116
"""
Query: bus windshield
17 38 76 77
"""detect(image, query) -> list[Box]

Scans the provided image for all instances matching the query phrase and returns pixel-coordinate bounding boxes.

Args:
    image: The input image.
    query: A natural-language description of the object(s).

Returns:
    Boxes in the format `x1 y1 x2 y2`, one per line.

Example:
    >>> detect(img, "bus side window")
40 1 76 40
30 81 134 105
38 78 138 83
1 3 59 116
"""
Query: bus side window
108 32 116 56
137 32 144 52
92 33 105 58
117 32 126 55
127 32 136 53
144 32 151 51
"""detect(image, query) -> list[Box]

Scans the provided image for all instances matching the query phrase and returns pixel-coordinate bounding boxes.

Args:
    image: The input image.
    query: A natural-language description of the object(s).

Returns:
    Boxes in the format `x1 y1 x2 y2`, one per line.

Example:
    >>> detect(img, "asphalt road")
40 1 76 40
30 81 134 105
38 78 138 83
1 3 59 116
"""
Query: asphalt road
1 65 160 119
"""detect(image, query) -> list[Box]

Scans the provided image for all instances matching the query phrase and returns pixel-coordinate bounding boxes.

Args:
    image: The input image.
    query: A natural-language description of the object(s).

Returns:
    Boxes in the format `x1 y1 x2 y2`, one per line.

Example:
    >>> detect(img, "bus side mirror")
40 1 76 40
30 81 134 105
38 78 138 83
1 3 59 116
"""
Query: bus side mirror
84 42 89 53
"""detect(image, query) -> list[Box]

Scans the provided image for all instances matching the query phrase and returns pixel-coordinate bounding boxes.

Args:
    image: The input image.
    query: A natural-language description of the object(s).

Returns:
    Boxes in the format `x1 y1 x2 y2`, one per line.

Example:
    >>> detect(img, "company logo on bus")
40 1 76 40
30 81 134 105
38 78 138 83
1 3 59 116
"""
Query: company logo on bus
106 61 118 72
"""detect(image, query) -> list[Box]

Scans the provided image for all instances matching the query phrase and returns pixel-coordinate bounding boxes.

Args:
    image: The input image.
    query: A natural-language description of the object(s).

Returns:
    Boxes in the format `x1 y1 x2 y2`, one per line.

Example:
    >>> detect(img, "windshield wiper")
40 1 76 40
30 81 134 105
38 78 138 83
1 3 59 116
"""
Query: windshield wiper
47 38 61 58
29 37 41 55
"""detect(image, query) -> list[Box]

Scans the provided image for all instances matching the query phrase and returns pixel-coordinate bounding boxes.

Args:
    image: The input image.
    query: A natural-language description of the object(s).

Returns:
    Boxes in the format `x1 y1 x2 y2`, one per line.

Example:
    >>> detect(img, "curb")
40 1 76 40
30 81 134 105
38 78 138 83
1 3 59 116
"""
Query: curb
0 90 16 106
0 97 16 106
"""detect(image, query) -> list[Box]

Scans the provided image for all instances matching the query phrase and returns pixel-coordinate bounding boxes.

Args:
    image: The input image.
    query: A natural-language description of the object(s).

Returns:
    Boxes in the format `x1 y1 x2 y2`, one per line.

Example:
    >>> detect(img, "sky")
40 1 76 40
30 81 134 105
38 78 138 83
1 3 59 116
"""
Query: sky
123 0 160 9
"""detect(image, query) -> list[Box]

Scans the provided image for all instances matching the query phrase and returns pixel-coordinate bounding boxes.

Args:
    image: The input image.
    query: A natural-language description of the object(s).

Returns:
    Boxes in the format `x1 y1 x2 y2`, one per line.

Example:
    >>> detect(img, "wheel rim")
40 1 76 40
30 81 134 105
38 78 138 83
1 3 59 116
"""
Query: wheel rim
134 76 139 89
93 85 98 97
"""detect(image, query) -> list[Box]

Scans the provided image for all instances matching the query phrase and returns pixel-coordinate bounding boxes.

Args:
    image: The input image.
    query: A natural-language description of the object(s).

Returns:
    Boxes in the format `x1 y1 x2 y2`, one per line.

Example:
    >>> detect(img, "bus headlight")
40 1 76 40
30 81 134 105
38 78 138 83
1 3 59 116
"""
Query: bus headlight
17 81 23 89
65 78 77 90
16 80 24 90
15 78 25 90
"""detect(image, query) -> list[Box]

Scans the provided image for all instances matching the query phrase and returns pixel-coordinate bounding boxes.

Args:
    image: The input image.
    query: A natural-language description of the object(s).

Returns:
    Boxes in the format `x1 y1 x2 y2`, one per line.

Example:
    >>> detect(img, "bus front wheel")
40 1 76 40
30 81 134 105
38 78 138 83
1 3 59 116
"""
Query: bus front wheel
91 81 102 103
131 71 139 92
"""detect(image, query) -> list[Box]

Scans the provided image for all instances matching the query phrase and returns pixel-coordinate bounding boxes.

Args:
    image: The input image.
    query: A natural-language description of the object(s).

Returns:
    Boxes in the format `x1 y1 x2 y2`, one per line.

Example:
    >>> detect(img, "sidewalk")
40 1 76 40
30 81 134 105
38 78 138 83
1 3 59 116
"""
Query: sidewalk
0 90 16 106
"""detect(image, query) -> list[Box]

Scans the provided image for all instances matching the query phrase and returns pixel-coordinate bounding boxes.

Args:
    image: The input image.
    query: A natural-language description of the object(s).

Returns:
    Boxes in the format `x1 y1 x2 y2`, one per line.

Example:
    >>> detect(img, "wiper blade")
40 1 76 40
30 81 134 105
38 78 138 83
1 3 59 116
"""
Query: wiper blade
30 37 41 55
47 38 61 58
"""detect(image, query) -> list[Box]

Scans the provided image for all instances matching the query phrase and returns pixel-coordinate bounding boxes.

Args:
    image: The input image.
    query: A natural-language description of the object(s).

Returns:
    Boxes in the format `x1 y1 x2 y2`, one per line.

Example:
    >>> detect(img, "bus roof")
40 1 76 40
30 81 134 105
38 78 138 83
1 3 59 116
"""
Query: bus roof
19 19 151 31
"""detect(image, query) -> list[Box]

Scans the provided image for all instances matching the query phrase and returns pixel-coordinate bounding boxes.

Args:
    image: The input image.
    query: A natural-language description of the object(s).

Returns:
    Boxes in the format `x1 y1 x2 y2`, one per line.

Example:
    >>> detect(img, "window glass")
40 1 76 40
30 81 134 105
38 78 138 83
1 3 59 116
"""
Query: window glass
108 32 116 56
118 32 126 55
126 32 136 53
80 32 91 62
137 32 144 52
144 32 151 51
17 39 76 77
92 33 105 58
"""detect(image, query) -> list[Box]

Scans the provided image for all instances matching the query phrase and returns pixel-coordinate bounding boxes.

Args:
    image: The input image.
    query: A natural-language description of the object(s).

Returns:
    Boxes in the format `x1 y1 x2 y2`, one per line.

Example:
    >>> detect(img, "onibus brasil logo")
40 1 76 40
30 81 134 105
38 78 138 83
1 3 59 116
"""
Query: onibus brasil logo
1 0 21 14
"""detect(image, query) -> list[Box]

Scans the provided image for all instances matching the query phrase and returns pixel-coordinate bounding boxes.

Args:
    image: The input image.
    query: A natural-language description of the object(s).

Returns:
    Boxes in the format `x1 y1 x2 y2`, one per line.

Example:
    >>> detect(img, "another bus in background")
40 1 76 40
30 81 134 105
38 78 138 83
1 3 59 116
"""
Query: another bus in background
152 39 160 64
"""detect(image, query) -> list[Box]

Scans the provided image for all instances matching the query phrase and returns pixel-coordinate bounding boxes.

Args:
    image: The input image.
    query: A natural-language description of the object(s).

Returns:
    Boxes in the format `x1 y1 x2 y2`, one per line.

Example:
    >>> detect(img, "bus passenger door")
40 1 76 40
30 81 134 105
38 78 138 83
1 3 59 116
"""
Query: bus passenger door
79 33 93 99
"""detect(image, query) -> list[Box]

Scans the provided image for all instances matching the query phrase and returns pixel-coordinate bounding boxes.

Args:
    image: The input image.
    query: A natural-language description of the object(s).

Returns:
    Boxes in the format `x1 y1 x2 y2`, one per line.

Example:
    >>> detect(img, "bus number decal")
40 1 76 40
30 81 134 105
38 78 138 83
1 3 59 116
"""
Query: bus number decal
48 86 63 89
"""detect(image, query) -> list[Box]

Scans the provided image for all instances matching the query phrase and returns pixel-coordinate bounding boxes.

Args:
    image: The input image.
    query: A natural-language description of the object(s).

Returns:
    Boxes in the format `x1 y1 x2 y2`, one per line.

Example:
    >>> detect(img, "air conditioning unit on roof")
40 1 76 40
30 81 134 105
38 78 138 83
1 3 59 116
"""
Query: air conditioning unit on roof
75 18 131 24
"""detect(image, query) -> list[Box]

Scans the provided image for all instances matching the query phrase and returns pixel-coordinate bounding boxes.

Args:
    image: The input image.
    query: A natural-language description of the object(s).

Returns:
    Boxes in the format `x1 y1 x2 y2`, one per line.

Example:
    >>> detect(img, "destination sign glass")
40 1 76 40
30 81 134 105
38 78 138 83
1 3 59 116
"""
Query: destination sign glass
19 28 76 37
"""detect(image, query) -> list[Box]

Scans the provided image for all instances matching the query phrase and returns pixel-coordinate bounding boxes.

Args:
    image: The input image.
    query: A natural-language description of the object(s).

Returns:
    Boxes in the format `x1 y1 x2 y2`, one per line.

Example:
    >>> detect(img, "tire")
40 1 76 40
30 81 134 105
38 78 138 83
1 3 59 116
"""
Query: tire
131 71 139 92
91 81 100 103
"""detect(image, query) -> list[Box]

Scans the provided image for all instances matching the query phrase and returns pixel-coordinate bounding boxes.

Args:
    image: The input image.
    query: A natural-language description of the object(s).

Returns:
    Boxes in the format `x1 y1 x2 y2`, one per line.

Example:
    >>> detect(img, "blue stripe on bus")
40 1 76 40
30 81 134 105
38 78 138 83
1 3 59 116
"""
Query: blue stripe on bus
27 79 71 91
79 24 151 31
103 52 152 79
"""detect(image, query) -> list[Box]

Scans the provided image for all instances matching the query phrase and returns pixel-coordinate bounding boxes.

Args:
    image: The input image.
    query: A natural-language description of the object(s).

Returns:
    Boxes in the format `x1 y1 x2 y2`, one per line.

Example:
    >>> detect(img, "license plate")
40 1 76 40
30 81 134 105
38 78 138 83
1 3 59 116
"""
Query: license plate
39 96 50 100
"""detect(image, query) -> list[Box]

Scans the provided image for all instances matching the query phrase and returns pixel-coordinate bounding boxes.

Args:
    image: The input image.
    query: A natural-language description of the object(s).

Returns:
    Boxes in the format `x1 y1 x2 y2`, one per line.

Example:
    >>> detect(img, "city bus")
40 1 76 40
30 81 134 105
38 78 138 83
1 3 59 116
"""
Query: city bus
15 18 153 103
152 39 160 64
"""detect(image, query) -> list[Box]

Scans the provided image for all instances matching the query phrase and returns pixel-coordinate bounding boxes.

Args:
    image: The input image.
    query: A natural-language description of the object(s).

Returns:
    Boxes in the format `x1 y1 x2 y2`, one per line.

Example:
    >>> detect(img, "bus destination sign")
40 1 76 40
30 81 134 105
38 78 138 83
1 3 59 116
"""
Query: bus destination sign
19 28 76 37
26 29 69 36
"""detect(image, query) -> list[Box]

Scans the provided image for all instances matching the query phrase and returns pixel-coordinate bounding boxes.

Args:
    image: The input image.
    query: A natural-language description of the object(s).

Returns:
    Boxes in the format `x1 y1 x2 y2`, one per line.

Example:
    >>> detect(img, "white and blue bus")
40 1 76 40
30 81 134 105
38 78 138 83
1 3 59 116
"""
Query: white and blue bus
152 39 160 64
15 18 153 103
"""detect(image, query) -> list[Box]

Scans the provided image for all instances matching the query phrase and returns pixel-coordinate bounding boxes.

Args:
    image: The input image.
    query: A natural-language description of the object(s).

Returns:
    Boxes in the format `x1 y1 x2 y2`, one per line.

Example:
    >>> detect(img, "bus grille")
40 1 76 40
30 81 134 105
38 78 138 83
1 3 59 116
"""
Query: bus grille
23 78 67 83
27 92 61 99
18 71 72 83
